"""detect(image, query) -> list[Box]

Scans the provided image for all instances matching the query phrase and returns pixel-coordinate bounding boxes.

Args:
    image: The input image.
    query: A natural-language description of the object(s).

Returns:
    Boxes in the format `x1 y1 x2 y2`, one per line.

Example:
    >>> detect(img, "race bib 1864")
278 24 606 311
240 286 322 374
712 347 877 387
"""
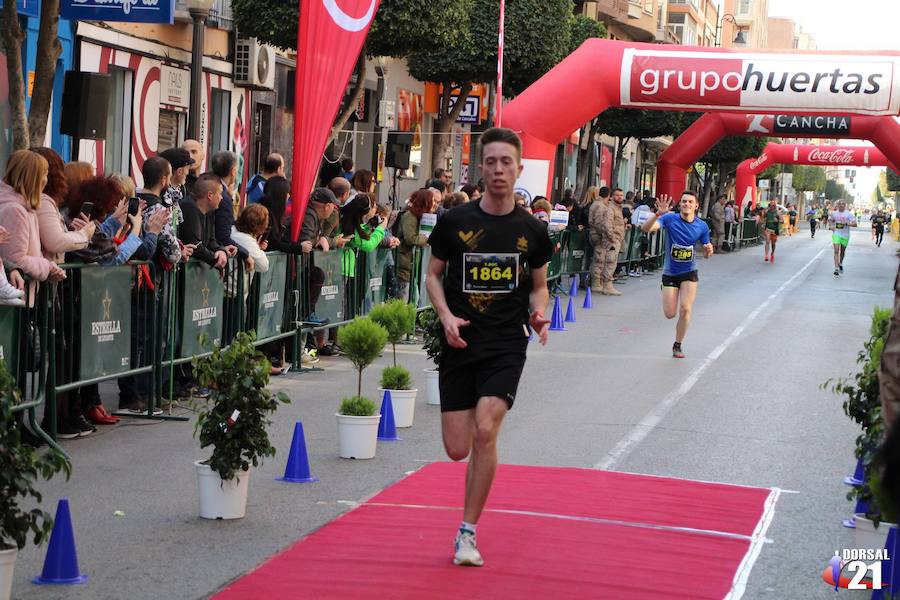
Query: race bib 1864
670 244 694 262
463 253 519 293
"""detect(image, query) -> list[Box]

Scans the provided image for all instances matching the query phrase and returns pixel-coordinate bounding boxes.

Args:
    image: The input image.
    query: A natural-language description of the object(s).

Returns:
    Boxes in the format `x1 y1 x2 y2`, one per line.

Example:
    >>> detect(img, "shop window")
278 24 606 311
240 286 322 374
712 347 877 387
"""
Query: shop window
209 88 231 154
104 68 133 176
158 109 185 152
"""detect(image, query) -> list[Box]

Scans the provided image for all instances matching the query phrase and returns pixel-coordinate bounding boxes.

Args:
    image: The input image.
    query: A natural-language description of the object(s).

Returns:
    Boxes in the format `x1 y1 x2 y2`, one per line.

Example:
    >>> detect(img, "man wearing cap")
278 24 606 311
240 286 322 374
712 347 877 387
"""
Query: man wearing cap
299 188 339 325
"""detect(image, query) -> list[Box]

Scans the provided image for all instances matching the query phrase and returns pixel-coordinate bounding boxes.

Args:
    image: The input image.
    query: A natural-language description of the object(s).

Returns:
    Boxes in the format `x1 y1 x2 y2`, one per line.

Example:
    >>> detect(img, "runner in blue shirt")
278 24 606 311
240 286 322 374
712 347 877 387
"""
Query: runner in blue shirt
641 191 713 358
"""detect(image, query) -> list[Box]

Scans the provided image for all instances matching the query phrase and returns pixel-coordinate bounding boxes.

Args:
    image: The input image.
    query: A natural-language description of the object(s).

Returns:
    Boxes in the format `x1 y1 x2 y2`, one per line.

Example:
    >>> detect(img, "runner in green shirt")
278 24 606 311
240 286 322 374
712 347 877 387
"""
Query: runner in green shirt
761 202 782 263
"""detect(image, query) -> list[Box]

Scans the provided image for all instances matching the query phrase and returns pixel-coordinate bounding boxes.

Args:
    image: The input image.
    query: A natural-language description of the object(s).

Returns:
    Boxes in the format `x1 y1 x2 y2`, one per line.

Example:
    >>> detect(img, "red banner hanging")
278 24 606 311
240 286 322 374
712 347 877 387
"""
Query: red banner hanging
290 0 380 240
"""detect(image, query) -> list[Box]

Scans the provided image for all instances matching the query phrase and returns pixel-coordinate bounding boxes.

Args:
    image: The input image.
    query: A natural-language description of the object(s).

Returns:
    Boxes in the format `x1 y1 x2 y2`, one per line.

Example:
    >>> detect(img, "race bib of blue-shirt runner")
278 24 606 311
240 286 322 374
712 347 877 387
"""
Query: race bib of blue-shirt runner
463 253 519 294
836 222 845 229
670 244 694 262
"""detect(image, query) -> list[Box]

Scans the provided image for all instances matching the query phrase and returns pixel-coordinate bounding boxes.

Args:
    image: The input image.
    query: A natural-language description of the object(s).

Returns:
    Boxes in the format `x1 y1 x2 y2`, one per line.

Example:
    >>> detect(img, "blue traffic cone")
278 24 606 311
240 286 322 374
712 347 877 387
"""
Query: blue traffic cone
549 296 565 331
33 498 87 585
377 390 401 441
873 526 899 600
565 296 577 323
582 286 593 309
842 496 871 529
277 421 318 483
844 456 865 486
568 276 578 298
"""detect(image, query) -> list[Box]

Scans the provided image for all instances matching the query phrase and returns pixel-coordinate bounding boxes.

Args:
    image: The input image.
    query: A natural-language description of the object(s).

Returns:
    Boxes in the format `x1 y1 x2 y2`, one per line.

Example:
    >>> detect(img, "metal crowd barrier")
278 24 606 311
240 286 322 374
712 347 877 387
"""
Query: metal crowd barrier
2 214 760 444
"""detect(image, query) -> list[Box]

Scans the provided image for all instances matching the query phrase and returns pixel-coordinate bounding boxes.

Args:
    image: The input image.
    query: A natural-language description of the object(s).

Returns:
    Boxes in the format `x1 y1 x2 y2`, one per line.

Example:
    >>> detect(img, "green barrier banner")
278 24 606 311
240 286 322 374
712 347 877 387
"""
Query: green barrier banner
562 231 590 273
256 253 287 339
79 267 132 379
0 306 19 366
409 246 432 308
313 250 344 323
366 249 390 306
547 232 562 280
181 262 223 357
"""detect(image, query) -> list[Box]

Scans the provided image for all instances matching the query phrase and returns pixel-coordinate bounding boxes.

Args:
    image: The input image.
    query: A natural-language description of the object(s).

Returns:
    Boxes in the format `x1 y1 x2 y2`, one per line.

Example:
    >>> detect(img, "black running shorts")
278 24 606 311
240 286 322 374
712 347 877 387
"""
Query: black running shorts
661 271 699 289
439 339 528 412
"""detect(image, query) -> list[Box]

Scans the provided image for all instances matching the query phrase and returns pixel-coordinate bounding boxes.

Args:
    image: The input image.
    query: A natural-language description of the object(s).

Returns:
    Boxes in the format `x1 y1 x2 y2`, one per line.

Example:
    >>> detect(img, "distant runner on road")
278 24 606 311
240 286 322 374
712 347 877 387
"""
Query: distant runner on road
641 191 713 359
425 127 553 567
807 205 818 239
761 202 782 263
828 200 857 277
873 209 887 247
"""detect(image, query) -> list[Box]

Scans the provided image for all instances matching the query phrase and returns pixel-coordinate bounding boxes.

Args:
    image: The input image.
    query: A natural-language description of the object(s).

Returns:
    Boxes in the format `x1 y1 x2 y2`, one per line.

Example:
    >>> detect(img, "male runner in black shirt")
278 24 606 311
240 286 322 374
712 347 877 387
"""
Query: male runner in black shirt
426 127 553 567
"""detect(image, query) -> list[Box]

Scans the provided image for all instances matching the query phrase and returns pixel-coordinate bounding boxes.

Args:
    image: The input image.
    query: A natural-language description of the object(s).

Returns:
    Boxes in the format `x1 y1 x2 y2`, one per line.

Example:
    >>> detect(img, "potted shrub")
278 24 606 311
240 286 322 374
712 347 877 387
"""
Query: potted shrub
418 308 443 406
336 317 388 459
824 306 893 542
192 332 289 519
370 300 418 427
0 358 70 600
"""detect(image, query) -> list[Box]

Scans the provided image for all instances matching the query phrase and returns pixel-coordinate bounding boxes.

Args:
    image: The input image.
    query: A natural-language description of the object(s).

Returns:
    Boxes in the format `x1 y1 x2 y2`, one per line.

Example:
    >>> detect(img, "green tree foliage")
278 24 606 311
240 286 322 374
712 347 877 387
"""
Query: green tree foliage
231 0 466 55
192 332 290 482
568 14 606 53
791 165 827 194
369 300 416 366
0 358 71 549
699 136 768 165
825 179 852 202
338 317 389 398
887 168 900 192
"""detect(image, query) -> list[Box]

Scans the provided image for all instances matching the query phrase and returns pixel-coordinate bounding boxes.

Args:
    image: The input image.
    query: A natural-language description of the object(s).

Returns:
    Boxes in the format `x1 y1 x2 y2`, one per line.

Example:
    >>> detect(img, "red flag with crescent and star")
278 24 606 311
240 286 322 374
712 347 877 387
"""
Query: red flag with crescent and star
290 0 380 240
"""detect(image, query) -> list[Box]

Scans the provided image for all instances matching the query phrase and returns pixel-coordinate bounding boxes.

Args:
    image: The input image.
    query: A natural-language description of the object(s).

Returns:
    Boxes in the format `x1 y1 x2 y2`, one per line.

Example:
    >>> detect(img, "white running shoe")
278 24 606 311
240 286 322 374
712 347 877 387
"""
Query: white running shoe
0 282 24 304
453 529 484 567
301 349 319 365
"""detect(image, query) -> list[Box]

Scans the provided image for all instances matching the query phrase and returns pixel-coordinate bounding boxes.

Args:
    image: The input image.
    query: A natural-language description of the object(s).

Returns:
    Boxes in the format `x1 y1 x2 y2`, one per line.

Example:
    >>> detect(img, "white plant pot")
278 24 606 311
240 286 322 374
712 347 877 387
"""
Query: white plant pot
0 546 16 600
854 514 896 551
425 369 440 406
336 413 381 459
195 461 250 520
379 388 418 428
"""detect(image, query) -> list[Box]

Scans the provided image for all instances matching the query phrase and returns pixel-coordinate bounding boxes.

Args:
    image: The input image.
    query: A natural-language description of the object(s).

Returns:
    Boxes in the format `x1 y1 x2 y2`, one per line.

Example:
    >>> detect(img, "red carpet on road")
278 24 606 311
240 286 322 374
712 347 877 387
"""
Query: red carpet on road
215 462 775 599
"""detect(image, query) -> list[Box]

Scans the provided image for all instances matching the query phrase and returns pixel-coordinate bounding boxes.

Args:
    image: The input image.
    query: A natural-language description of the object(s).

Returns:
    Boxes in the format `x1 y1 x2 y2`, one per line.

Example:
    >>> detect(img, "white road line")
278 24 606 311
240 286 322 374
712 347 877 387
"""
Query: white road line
725 488 782 600
352 500 770 543
594 247 827 471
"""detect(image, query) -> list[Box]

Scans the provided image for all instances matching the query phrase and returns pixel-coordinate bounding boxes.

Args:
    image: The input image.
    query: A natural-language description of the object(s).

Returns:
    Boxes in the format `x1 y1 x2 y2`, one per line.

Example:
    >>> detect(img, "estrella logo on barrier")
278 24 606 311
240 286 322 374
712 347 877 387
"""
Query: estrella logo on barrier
821 549 891 590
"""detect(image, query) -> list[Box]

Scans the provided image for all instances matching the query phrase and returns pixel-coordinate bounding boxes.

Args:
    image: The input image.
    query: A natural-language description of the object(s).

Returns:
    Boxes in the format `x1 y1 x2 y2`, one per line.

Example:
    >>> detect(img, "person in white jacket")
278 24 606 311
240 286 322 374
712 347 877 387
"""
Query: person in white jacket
232 204 270 274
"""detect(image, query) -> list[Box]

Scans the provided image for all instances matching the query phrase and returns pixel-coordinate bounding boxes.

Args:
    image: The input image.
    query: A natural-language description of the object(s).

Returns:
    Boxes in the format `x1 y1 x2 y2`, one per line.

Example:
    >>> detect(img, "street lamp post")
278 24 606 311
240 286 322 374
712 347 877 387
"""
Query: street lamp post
185 0 214 141
715 13 747 48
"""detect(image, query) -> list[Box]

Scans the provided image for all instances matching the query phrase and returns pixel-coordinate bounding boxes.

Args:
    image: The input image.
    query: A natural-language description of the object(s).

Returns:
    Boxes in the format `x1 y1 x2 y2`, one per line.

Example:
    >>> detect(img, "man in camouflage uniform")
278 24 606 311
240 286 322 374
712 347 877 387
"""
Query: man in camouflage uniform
709 195 726 253
589 187 626 296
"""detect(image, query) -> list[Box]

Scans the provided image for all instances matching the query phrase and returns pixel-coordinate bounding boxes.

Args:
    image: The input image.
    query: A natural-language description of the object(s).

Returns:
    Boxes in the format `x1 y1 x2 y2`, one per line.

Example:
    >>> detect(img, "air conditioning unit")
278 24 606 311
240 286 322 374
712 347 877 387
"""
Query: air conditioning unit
235 38 276 90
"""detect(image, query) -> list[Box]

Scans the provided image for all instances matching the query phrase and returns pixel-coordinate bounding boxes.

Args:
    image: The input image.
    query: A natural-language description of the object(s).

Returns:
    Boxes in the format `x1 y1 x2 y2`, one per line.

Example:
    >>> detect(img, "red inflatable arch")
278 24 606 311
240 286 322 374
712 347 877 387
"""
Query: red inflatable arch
503 39 900 198
656 112 900 201
735 143 897 209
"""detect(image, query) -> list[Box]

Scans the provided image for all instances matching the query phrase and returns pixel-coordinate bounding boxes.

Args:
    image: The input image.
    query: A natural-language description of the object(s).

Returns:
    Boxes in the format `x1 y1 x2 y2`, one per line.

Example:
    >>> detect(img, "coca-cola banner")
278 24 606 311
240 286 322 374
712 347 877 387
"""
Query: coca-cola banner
748 143 890 174
290 0 380 240
622 49 900 115
736 142 896 209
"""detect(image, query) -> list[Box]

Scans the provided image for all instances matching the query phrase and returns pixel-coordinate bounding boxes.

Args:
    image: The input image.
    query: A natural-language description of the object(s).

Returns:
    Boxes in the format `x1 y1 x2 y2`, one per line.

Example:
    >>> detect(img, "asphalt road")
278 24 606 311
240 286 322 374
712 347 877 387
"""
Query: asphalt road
11 225 898 600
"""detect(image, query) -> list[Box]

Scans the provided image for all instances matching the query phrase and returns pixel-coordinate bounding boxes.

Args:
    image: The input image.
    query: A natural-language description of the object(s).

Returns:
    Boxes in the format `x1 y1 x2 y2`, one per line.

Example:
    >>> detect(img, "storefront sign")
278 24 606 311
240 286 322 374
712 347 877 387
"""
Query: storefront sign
14 0 39 18
79 267 132 380
61 0 176 25
160 65 189 108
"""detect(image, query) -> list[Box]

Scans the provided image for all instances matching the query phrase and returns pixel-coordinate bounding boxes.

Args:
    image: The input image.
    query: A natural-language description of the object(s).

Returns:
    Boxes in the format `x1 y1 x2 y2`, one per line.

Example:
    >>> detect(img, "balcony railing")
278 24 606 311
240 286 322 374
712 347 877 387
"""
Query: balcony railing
174 0 233 30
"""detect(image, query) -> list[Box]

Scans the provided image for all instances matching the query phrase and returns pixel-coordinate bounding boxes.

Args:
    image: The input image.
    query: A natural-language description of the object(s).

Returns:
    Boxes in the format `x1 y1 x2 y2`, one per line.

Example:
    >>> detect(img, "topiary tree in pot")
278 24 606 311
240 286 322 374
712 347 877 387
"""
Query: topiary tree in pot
335 317 388 458
0 358 70 596
191 332 290 518
370 300 418 426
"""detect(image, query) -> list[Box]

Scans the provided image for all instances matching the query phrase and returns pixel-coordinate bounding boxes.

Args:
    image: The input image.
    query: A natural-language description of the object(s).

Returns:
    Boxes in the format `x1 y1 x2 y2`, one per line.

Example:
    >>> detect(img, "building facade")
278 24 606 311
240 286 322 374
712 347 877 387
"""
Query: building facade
722 0 769 48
